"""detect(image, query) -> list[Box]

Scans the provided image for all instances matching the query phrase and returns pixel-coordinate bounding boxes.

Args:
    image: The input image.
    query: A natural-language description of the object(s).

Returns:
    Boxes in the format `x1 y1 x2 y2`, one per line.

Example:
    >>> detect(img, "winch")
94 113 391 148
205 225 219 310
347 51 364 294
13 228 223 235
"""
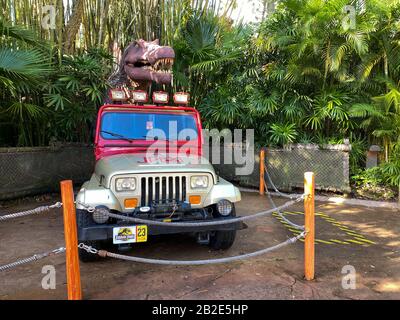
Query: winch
132 200 207 220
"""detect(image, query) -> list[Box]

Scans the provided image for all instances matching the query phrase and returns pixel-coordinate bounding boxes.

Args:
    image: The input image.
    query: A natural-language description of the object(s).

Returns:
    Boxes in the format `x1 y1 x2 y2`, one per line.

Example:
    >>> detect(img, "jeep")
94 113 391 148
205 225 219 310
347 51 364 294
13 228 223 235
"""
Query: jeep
75 93 242 262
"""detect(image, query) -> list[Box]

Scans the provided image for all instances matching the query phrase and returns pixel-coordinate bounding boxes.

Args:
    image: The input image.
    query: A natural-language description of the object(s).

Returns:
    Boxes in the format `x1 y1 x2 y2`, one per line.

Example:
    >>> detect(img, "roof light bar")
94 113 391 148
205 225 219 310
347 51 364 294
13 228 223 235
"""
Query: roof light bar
109 88 128 102
152 91 169 104
173 92 190 105
131 90 148 103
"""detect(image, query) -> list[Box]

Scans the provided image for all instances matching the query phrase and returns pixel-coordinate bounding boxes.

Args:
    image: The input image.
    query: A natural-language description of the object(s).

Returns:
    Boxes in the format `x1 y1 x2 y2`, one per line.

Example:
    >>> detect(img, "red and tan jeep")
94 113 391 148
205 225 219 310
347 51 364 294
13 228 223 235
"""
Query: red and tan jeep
75 91 242 262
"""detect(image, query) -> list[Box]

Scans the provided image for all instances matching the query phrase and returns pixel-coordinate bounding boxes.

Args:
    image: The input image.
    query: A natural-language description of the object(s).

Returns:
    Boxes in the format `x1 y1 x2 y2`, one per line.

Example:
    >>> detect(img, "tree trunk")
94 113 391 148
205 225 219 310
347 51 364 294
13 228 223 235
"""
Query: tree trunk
384 138 389 162
64 0 85 54
58 0 64 64
398 183 400 207
383 50 389 79
9 0 16 25
97 0 109 47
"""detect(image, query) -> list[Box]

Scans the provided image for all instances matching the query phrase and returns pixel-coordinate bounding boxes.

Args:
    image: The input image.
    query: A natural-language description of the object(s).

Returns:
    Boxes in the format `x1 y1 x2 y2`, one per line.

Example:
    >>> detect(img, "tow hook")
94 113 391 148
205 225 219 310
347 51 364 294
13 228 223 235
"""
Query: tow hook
196 232 210 245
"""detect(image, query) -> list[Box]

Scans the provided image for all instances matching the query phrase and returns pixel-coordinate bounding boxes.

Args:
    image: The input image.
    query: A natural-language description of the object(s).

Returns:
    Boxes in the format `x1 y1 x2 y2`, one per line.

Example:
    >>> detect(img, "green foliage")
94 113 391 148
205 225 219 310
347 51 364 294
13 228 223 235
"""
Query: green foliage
351 143 400 199
0 17 53 146
2 0 400 192
381 160 400 187
268 123 298 146
379 144 400 187
0 17 112 146
172 12 251 106
348 134 368 174
352 167 385 188
44 49 113 142
0 48 51 94
351 167 396 201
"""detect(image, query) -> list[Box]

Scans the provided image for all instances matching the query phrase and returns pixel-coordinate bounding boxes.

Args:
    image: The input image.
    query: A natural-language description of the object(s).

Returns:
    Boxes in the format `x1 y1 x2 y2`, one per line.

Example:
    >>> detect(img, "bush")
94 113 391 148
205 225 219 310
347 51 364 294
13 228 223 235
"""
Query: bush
44 49 113 143
351 167 397 201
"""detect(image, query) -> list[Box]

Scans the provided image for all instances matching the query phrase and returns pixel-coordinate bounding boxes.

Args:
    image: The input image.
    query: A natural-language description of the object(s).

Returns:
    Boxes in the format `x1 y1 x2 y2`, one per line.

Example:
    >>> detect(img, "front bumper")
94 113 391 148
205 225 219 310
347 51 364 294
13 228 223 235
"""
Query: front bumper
78 217 245 241
76 175 241 214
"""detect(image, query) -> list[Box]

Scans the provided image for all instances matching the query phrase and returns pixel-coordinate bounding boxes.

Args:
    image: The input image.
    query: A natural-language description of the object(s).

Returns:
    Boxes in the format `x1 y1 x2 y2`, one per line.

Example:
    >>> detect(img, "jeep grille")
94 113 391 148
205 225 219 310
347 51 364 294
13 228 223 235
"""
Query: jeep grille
140 175 187 206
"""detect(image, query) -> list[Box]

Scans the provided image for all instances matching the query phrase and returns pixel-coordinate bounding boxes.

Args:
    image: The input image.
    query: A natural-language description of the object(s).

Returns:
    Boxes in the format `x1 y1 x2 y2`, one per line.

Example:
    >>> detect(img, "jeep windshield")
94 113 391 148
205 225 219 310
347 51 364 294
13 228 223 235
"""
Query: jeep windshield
100 111 199 142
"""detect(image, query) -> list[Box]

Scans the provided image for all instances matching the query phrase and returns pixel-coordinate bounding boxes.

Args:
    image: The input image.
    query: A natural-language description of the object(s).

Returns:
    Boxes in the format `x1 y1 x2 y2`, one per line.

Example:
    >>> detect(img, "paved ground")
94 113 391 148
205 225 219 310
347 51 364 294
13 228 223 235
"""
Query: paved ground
1 192 399 300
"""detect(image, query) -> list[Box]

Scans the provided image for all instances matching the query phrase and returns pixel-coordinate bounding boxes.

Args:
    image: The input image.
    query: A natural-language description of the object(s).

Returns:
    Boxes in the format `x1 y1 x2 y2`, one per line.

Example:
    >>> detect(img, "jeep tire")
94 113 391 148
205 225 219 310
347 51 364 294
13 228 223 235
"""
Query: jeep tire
209 204 236 250
76 209 102 262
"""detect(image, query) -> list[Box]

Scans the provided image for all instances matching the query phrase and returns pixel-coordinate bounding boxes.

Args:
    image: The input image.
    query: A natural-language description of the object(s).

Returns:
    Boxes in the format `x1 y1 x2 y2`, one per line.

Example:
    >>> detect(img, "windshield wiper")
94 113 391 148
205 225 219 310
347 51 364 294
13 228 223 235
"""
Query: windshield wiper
101 130 138 143
142 135 171 142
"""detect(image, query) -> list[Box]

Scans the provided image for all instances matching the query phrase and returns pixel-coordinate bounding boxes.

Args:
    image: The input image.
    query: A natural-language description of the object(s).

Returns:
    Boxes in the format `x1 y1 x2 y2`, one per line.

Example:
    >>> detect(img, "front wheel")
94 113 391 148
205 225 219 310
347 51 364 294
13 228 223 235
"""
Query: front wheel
209 229 236 250
76 209 102 262
208 203 236 250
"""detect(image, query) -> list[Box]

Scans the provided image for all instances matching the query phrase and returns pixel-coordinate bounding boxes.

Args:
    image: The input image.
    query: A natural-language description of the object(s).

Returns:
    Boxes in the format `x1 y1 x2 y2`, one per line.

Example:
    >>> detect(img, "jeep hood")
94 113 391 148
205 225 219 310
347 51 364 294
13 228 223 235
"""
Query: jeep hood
95 153 217 187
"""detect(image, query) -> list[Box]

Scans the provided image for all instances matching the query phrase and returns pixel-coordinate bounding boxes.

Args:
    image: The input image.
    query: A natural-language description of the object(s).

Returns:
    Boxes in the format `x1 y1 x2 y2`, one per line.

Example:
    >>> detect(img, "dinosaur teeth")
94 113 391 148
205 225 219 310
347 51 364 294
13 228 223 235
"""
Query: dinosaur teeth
152 69 171 74
151 58 174 72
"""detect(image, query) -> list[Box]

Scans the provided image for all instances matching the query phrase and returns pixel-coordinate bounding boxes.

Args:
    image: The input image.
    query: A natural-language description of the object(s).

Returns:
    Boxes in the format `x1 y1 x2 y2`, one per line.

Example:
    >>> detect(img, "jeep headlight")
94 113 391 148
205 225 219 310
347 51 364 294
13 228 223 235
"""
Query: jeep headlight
115 177 136 191
190 175 209 189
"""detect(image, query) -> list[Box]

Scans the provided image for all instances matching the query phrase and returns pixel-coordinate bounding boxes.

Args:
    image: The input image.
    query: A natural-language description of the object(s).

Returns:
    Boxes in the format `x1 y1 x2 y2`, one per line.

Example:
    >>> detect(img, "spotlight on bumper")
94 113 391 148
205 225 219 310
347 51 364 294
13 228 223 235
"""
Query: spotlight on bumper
92 206 109 224
217 199 233 216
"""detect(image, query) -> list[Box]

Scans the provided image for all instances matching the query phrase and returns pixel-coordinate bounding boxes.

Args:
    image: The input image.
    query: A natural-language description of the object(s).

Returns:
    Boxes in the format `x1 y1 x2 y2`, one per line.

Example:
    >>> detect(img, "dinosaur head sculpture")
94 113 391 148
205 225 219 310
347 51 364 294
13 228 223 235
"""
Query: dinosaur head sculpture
114 39 175 89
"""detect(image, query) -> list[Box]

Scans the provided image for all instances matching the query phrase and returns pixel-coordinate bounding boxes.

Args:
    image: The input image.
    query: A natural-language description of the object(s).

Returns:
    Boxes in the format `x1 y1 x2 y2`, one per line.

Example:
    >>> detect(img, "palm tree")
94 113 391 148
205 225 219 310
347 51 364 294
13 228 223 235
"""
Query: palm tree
173 12 248 106
0 18 52 146
0 18 51 94
350 77 400 162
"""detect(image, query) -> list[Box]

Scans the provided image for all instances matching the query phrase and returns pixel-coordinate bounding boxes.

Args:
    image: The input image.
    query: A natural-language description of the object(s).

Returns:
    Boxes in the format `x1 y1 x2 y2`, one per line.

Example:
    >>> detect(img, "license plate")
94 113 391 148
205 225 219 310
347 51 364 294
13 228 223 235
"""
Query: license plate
112 225 147 244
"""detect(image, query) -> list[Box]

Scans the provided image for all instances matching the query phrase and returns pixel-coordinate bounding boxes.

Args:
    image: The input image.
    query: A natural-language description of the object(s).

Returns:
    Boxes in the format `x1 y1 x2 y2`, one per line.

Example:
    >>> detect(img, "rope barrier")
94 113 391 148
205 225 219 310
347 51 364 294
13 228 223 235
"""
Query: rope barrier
0 174 315 297
264 167 300 200
0 184 305 272
77 195 305 227
78 232 305 265
263 168 305 230
0 202 62 222
0 247 66 272
266 189 305 230
0 229 301 271
0 201 64 272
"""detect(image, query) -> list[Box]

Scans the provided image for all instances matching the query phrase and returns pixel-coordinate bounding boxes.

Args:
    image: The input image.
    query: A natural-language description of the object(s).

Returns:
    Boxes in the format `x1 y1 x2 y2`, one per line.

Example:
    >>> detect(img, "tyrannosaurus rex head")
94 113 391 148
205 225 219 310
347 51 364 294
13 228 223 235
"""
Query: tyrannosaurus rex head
119 39 175 88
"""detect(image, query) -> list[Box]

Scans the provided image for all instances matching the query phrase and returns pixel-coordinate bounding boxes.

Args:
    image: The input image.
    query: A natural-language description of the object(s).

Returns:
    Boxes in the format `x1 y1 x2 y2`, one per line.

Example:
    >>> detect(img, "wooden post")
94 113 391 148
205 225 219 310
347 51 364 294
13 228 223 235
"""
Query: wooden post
259 148 265 195
304 172 315 281
60 180 82 300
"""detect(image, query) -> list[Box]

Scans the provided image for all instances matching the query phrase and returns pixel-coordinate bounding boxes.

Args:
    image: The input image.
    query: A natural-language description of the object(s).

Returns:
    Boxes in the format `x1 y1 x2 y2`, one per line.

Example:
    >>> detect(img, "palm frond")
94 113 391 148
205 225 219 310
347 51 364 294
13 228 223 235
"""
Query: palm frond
348 103 385 118
0 48 52 93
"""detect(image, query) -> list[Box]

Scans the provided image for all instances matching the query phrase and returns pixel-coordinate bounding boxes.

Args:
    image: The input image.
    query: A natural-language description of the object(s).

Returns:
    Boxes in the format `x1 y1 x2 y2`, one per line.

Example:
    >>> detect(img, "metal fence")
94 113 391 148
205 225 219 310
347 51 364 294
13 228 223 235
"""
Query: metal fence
213 143 351 193
0 143 350 201
0 144 95 200
266 144 351 192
